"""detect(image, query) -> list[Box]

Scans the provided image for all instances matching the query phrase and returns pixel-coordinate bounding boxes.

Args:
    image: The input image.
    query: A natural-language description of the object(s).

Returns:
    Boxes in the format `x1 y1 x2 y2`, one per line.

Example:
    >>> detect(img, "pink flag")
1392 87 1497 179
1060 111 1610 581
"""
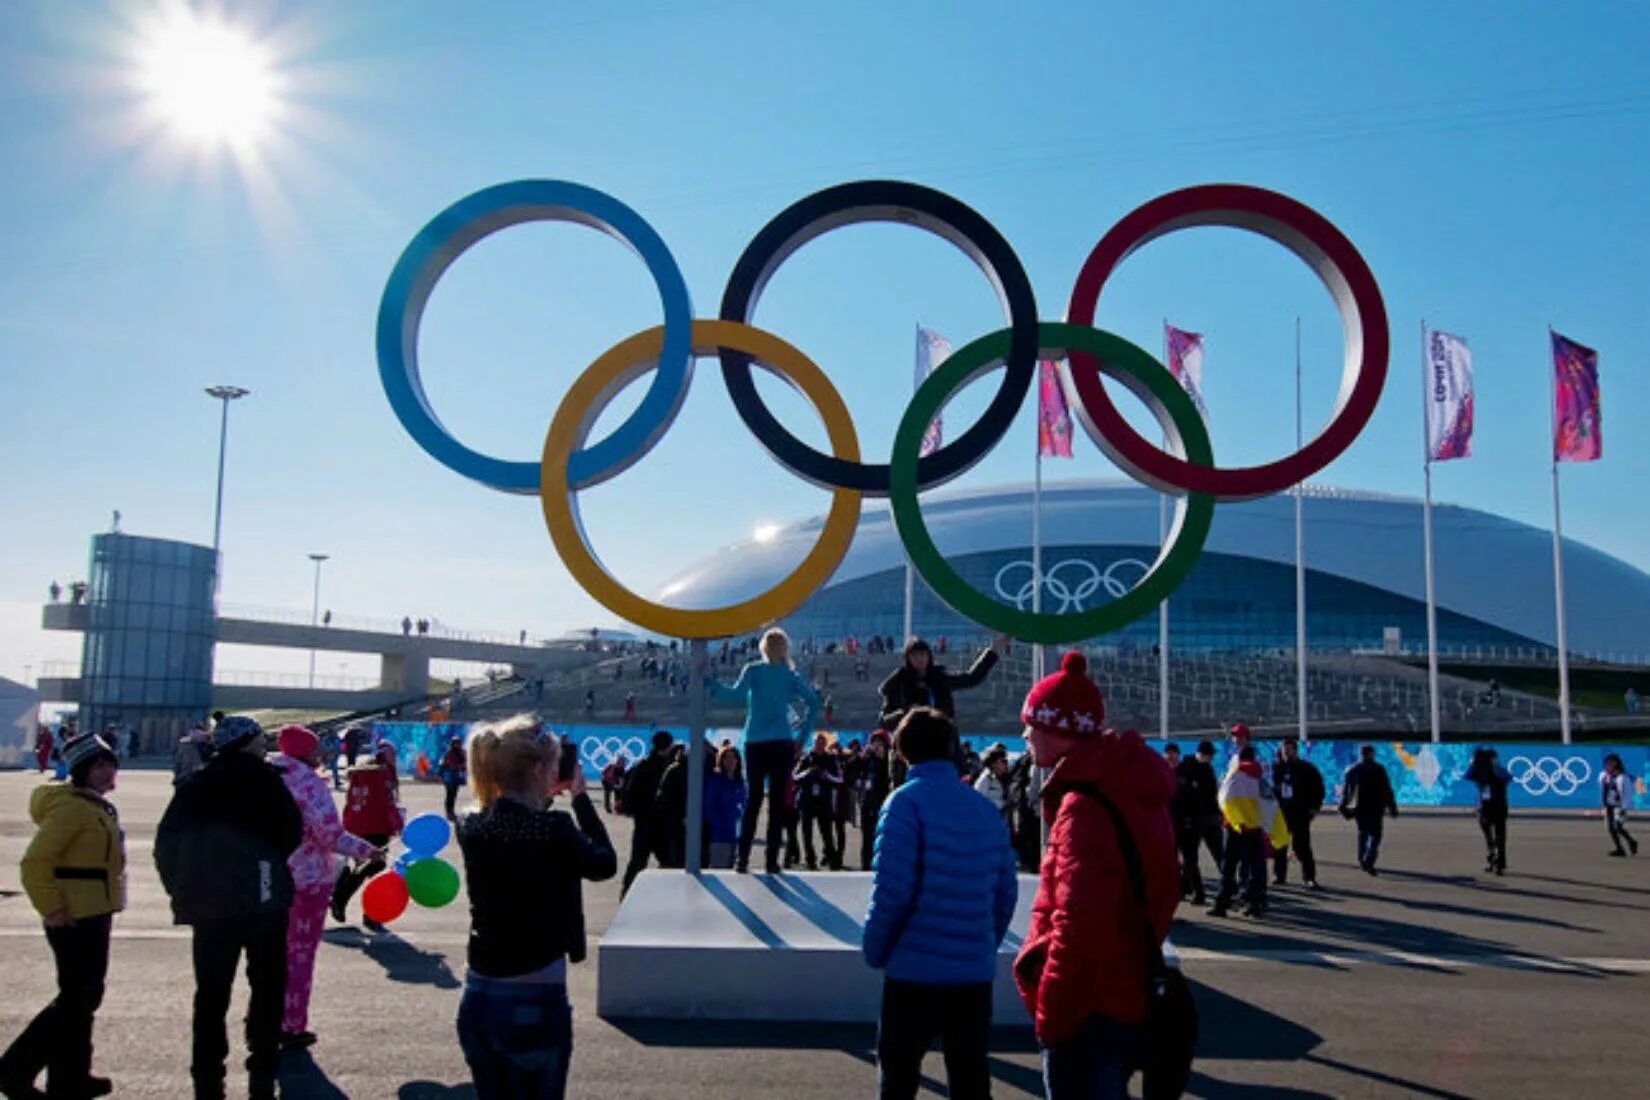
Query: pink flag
1165 323 1208 421
1037 359 1073 458
1551 331 1601 462
915 327 951 457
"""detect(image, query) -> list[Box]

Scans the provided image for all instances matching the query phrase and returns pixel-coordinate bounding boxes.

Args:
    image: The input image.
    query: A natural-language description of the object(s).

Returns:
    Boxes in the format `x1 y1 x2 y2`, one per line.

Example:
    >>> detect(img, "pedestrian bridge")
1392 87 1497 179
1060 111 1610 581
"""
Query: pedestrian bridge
38 602 593 713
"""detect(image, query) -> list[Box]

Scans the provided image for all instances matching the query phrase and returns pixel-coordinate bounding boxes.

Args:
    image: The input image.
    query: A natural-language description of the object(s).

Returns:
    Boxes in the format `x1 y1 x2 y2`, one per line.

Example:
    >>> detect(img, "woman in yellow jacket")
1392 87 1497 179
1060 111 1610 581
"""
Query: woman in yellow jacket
0 733 124 1100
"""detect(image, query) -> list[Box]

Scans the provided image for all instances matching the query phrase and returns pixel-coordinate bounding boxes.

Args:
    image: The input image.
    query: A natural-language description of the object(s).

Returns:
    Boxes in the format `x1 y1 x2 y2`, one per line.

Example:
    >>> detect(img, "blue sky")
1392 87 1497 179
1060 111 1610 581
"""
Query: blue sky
3 1 1647 682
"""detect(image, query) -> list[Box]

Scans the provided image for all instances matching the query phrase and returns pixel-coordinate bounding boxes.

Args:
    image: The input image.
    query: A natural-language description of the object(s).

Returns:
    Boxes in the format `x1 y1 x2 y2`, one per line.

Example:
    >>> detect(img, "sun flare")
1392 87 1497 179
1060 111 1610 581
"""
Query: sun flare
138 9 279 149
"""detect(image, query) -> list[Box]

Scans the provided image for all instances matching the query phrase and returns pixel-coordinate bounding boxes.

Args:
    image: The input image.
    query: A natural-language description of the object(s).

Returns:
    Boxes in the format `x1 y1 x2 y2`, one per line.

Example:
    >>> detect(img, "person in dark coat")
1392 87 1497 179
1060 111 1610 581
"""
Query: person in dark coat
877 636 1009 730
1339 744 1399 875
619 732 675 896
1272 738 1326 888
792 734 843 870
1171 740 1224 904
1464 747 1511 874
653 745 690 871
154 716 303 1100
860 731 893 870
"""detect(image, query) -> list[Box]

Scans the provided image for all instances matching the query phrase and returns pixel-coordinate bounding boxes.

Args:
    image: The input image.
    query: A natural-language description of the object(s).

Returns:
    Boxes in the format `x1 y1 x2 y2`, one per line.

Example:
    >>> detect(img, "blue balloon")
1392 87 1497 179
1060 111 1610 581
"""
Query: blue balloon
402 813 451 858
392 851 415 877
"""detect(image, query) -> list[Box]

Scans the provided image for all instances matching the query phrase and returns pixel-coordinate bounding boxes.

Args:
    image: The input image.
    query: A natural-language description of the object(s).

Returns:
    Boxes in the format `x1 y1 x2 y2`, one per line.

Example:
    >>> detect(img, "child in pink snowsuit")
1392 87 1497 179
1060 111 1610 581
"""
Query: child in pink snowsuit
272 726 379 1048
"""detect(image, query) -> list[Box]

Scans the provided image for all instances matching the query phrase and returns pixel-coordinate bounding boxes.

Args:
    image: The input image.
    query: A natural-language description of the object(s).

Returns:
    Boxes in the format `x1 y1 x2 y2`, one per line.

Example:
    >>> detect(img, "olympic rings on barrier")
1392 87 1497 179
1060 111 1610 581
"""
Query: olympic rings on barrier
719 180 1040 495
378 177 1388 640
540 320 863 639
1066 184 1389 500
1507 754 1591 798
890 322 1216 645
376 180 694 494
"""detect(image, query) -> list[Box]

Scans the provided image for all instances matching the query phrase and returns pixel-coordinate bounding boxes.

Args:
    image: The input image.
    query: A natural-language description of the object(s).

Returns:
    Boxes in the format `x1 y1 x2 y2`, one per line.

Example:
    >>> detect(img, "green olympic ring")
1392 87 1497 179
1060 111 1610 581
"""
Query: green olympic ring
890 322 1215 645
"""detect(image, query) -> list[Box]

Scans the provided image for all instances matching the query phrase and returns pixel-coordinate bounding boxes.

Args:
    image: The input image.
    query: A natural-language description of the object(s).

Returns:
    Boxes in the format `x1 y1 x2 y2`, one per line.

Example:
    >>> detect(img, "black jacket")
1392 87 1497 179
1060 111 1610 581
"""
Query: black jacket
1272 758 1326 814
1464 759 1511 818
154 750 303 925
618 749 671 819
1173 758 1220 819
792 750 842 808
877 649 999 725
457 793 616 976
1340 760 1399 822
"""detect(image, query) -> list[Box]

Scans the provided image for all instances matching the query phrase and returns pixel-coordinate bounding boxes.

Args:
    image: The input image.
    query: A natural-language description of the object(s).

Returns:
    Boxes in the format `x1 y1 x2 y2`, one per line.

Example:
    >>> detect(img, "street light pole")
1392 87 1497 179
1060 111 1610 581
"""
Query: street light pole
205 386 250 565
308 553 329 688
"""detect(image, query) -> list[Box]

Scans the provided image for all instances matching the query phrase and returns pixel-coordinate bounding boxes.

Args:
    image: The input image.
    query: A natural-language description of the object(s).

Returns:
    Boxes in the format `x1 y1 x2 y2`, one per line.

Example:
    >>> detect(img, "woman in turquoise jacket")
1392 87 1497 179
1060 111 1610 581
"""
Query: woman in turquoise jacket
705 628 818 874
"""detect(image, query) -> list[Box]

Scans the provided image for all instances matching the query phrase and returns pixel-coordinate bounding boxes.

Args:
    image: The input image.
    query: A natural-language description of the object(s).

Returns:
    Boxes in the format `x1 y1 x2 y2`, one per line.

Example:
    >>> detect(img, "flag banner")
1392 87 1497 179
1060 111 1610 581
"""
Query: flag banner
1551 331 1601 462
1037 358 1073 458
915 326 951 457
1165 323 1208 421
1424 328 1473 461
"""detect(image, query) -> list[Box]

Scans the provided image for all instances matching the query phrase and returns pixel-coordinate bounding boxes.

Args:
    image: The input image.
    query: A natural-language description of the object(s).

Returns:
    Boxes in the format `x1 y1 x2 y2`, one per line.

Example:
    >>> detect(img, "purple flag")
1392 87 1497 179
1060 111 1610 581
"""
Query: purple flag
1037 359 1073 458
1552 331 1601 462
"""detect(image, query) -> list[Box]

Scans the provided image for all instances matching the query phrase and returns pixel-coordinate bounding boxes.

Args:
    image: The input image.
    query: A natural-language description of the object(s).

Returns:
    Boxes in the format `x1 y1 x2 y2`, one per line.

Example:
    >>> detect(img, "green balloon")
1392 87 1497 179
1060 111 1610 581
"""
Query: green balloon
404 857 461 908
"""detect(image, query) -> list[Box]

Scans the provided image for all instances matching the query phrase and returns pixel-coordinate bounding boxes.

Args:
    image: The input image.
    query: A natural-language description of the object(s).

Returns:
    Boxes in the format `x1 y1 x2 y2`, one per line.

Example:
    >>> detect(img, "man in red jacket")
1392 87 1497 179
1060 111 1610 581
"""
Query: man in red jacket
1013 652 1180 1099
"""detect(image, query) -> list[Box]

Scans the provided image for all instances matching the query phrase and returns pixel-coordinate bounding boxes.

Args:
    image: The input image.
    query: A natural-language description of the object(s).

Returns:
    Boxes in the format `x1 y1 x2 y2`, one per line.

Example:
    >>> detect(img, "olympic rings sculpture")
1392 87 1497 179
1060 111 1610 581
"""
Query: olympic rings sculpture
1506 754 1592 798
376 178 1388 642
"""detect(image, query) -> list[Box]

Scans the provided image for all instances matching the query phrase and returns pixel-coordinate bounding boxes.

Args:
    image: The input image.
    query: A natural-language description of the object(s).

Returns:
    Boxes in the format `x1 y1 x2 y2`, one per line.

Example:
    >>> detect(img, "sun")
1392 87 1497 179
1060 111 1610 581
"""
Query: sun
137 9 279 149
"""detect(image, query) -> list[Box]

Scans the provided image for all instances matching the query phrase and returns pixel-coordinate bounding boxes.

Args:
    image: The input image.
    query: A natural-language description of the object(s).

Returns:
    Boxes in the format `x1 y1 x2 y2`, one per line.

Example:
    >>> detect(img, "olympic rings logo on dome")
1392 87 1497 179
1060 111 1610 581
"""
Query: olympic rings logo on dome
1507 754 1591 798
993 558 1151 613
376 179 1388 642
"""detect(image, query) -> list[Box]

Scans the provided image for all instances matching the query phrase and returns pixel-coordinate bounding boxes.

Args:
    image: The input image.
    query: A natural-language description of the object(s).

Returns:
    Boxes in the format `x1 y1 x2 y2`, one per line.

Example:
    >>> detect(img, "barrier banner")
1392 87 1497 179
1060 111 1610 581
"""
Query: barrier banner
367 723 1646 811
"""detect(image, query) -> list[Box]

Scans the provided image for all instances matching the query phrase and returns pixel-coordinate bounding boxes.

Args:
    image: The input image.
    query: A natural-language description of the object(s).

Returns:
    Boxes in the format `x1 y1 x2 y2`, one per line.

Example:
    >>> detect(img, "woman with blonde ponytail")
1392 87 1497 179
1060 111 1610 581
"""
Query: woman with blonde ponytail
453 715 616 1098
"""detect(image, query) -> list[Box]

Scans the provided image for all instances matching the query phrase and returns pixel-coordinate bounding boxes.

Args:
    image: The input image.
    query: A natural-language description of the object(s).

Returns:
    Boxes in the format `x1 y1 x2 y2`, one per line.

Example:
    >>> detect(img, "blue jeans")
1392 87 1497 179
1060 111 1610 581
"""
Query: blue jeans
456 977 573 1100
1041 1014 1141 1100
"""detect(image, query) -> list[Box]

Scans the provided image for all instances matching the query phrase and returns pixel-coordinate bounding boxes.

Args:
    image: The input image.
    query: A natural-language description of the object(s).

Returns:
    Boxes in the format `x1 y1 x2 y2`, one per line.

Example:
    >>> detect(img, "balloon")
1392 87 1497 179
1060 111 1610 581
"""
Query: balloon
402 813 451 858
361 871 410 924
392 851 416 877
404 857 461 908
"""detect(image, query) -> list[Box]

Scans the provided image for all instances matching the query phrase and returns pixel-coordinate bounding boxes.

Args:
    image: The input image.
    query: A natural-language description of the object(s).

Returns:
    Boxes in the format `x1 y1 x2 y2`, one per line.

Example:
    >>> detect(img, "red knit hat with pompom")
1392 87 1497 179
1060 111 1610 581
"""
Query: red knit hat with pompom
1020 651 1106 736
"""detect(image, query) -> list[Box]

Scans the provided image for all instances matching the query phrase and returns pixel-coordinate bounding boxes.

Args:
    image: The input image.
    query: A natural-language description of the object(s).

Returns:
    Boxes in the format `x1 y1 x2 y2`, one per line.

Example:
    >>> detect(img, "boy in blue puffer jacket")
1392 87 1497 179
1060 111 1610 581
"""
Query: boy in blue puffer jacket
862 707 1019 1100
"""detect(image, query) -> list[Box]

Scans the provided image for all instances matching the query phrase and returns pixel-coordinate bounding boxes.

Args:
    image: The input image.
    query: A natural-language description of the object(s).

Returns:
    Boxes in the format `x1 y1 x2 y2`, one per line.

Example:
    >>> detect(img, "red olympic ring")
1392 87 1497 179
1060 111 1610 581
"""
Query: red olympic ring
1066 184 1389 500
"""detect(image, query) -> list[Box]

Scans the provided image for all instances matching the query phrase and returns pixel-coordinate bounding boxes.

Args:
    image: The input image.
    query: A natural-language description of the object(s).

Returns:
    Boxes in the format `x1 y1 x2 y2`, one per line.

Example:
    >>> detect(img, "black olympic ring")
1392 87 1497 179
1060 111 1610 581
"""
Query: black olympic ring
718 180 1040 495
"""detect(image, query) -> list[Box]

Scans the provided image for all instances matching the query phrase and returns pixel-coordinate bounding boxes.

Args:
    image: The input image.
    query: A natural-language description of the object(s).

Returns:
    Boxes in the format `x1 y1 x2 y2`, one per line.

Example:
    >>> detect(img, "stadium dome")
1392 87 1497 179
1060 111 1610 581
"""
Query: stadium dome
658 481 1650 659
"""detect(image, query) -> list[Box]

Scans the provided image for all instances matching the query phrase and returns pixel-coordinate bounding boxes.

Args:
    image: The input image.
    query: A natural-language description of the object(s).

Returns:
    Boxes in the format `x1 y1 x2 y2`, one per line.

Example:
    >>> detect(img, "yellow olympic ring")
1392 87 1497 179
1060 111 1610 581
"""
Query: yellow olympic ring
540 320 863 638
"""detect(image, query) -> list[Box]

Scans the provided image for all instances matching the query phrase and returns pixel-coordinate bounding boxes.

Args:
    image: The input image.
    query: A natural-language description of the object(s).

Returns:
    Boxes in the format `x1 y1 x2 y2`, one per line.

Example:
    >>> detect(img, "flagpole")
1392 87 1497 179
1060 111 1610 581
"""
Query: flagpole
1421 321 1442 745
1032 444 1045 680
1158 320 1170 741
905 324 920 644
1549 325 1573 745
1295 317 1308 744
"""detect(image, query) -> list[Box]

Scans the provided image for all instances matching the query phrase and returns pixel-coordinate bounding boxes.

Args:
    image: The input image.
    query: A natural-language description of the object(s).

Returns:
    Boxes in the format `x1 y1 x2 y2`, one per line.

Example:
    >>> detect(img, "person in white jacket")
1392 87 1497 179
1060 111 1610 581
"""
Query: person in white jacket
972 743 1013 826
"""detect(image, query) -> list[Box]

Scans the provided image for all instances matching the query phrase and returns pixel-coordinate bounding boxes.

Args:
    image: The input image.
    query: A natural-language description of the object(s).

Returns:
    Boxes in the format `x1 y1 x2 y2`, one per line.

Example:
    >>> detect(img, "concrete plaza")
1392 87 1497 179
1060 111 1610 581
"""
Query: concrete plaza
0 769 1643 1098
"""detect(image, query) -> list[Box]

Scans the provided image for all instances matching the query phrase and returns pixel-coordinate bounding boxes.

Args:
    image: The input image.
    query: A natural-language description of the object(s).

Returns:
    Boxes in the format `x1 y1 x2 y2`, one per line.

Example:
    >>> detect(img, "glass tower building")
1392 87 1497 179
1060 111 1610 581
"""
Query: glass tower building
78 533 217 738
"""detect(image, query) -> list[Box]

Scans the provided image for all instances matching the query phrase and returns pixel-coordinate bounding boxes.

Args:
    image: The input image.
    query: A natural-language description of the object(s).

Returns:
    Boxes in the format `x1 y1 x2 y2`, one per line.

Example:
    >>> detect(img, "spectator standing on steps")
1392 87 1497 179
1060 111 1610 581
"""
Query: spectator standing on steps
1464 748 1511 874
863 708 1017 1100
704 628 818 874
1340 745 1399 875
1271 738 1325 889
154 716 303 1100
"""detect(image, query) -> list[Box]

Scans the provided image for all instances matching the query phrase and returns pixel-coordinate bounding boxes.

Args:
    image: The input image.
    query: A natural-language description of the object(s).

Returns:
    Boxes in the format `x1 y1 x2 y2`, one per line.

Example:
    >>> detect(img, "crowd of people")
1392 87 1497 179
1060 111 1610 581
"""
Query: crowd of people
6 625 1642 1100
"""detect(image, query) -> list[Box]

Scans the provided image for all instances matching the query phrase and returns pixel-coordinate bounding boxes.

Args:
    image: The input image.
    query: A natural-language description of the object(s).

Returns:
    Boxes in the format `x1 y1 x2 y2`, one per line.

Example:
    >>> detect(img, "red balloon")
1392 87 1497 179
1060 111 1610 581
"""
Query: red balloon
361 870 410 924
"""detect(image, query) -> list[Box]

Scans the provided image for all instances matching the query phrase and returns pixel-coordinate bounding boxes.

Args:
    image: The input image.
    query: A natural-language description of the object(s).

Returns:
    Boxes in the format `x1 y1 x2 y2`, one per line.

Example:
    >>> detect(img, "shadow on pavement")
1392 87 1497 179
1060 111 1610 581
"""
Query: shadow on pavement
323 928 461 989
276 1049 349 1099
397 1083 478 1099
1381 866 1650 907
1321 882 1600 932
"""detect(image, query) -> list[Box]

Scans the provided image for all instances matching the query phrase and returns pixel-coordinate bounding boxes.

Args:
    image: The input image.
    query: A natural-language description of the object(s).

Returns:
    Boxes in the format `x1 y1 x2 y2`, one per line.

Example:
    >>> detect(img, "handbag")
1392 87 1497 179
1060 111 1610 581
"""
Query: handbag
1074 784 1198 1100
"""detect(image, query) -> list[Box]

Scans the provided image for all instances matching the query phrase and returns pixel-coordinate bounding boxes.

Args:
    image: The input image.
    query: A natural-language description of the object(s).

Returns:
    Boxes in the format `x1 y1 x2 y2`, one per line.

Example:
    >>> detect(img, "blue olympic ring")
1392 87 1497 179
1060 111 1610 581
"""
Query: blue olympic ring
375 180 694 494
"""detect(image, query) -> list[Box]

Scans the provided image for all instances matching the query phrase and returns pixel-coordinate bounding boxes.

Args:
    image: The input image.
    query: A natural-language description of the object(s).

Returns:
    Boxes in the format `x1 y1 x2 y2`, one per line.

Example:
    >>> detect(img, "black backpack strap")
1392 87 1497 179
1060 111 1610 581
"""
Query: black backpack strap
1070 784 1168 976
